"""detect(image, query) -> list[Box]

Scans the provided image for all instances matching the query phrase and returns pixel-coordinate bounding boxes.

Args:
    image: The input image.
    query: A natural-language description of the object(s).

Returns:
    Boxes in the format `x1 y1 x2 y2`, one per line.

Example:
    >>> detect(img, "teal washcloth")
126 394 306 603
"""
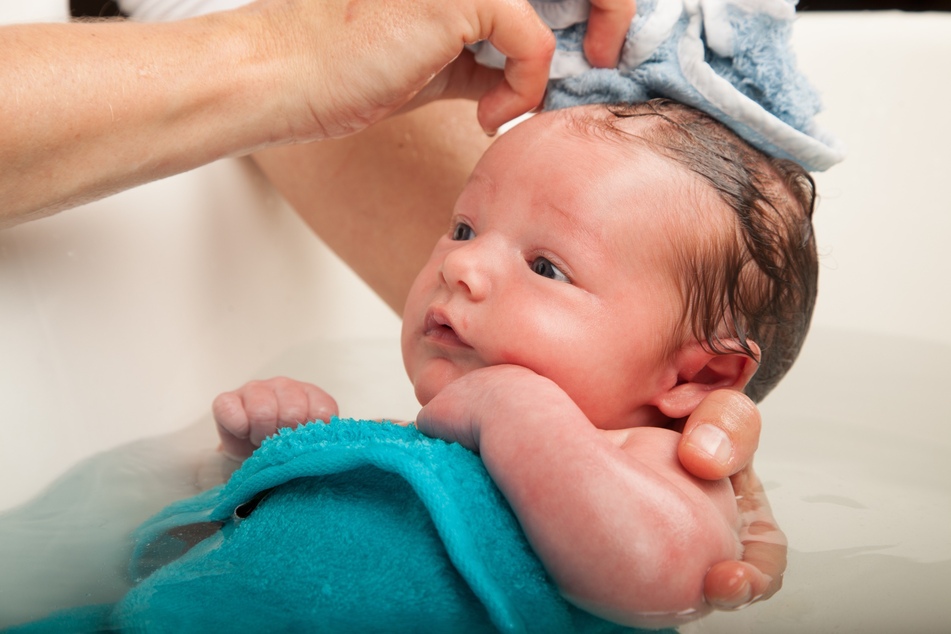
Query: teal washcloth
9 419 665 633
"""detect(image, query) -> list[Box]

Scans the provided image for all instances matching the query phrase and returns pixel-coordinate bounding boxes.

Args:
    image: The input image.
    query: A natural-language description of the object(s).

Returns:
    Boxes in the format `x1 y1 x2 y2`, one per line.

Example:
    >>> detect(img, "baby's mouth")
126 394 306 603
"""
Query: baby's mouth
424 311 471 348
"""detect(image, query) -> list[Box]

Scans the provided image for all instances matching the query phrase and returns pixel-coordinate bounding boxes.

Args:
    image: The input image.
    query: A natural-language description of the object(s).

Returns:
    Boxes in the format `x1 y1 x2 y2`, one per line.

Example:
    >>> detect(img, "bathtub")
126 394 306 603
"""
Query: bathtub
1 5 949 632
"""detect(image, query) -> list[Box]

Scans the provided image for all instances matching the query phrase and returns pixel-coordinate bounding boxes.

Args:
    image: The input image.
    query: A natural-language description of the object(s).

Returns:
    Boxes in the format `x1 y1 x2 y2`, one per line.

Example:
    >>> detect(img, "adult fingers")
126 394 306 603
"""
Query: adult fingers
402 50 504 110
705 465 788 608
703 556 783 610
584 0 636 68
678 389 761 480
472 0 555 133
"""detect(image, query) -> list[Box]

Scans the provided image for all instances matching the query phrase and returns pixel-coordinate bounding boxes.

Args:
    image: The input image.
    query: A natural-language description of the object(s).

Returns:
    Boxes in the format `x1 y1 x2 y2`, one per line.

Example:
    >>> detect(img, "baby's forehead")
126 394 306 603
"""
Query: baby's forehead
541 108 718 189
494 109 656 171
565 108 735 227
546 105 658 144
495 109 729 224
521 108 690 175
483 106 730 211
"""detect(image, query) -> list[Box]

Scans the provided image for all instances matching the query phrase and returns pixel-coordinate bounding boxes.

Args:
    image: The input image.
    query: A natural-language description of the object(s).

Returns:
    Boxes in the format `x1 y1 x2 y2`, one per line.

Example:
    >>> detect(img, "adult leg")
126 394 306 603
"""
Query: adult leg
251 100 492 313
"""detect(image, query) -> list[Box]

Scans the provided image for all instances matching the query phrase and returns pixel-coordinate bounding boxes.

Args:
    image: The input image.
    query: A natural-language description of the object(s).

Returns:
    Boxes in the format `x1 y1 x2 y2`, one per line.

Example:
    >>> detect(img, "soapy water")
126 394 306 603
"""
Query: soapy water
1 331 950 632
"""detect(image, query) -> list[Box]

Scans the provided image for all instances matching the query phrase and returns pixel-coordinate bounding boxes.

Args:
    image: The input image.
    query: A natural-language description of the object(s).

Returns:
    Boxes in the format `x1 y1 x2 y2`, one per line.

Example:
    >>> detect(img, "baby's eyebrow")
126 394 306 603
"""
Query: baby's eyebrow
466 171 497 196
546 202 577 226
544 202 600 247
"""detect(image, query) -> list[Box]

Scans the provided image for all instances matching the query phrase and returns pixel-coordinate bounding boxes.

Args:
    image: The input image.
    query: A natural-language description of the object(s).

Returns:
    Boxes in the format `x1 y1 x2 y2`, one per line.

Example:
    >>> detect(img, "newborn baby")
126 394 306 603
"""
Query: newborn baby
213 100 817 627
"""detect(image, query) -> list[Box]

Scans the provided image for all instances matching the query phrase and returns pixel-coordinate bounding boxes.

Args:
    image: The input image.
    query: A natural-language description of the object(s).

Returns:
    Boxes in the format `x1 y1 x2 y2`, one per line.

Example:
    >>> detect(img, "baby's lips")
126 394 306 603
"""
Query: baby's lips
424 307 473 348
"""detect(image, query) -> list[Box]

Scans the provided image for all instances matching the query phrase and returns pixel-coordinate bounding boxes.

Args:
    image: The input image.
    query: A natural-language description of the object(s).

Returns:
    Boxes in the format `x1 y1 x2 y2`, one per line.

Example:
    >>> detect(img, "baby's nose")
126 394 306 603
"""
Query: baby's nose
439 240 495 301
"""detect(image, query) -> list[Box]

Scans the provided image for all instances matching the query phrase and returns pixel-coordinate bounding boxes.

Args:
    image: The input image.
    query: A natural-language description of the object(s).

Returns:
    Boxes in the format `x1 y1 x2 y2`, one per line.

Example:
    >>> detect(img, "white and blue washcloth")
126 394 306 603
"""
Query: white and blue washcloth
118 0 844 171
470 0 844 171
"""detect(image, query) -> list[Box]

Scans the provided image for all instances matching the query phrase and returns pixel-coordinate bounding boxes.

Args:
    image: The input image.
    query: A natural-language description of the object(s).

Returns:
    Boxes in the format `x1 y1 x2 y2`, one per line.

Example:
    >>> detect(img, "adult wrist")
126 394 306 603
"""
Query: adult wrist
228 0 340 145
197 5 307 150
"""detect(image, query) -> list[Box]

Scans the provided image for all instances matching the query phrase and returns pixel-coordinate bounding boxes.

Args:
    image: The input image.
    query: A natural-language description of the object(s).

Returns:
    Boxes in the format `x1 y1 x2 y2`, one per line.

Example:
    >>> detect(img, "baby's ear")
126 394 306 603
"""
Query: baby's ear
653 340 760 420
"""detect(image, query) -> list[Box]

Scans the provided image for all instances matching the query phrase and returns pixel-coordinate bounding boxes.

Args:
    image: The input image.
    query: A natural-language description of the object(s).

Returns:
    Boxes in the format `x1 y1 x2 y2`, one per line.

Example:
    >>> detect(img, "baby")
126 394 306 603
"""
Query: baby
212 99 818 628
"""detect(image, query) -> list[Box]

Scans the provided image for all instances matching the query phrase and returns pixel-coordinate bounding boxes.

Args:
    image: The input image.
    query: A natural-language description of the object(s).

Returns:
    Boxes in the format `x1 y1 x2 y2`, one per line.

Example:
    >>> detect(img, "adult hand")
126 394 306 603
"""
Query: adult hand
706 462 787 609
252 0 555 137
585 0 637 68
0 0 555 225
425 0 637 110
678 390 787 609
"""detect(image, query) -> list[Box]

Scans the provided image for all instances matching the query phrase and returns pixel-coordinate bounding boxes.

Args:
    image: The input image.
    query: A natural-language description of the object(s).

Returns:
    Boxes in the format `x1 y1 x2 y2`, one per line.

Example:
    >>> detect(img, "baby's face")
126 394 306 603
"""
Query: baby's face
401 110 702 429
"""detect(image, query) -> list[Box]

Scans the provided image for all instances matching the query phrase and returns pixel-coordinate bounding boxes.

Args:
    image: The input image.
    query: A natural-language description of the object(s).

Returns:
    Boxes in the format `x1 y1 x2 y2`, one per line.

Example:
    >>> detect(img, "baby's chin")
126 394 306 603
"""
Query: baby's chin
413 381 436 407
410 364 463 407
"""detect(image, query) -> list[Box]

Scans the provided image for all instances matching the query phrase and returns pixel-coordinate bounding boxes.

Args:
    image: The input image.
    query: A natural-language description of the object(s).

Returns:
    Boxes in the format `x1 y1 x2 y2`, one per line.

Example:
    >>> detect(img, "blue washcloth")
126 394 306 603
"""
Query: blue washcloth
9 419 663 634
471 0 844 171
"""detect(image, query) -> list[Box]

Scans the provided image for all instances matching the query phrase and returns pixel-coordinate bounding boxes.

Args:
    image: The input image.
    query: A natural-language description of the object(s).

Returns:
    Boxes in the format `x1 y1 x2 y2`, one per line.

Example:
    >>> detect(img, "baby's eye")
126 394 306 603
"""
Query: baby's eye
451 222 475 241
530 257 570 283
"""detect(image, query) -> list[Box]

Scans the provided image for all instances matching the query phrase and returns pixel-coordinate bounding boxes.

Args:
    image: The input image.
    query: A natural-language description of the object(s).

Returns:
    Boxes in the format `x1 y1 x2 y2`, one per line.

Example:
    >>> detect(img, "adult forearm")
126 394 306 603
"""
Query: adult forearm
0 10 291 227
1 0 555 230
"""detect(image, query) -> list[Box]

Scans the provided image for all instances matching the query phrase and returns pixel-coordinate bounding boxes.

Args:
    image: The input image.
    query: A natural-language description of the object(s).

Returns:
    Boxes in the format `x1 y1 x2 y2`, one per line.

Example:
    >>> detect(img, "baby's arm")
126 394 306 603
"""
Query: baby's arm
416 365 741 628
212 377 338 459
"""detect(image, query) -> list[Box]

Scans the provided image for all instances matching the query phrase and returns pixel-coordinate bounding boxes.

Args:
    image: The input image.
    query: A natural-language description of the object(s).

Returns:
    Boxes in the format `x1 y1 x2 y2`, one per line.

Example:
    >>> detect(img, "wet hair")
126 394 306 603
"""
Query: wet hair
572 99 818 402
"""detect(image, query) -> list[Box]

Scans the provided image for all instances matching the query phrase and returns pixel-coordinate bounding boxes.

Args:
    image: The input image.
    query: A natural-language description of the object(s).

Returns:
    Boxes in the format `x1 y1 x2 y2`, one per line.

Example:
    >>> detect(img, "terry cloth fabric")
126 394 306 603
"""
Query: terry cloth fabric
470 0 845 171
8 419 664 634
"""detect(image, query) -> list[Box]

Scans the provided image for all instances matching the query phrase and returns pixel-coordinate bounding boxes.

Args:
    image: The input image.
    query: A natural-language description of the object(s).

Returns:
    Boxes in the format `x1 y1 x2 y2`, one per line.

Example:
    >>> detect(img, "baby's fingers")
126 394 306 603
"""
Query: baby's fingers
212 391 255 459
241 382 282 447
213 378 339 460
302 383 339 424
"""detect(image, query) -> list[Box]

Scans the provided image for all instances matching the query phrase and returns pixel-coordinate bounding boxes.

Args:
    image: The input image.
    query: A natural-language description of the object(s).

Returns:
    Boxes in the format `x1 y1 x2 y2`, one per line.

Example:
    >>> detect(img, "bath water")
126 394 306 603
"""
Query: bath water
0 420 235 629
0 339 419 629
2 333 949 632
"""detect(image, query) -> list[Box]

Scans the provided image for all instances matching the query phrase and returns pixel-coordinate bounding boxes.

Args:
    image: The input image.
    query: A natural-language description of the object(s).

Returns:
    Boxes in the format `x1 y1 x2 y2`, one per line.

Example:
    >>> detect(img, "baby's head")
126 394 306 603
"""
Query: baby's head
582 99 819 402
401 100 817 428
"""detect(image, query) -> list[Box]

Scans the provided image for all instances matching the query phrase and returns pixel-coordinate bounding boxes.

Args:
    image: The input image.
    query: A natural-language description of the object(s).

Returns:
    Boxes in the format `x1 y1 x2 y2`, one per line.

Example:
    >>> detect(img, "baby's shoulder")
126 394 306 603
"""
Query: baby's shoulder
601 425 681 455
601 426 737 517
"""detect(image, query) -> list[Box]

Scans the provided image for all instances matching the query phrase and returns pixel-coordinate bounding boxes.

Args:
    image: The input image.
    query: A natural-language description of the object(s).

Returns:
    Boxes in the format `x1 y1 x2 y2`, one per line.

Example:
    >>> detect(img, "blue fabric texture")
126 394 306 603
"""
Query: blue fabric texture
471 0 844 171
9 419 663 634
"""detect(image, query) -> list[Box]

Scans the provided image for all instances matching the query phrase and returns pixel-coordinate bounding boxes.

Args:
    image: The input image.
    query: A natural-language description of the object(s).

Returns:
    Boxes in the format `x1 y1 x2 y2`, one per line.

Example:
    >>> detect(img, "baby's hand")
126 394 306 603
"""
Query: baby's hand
417 365 554 451
212 377 338 460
